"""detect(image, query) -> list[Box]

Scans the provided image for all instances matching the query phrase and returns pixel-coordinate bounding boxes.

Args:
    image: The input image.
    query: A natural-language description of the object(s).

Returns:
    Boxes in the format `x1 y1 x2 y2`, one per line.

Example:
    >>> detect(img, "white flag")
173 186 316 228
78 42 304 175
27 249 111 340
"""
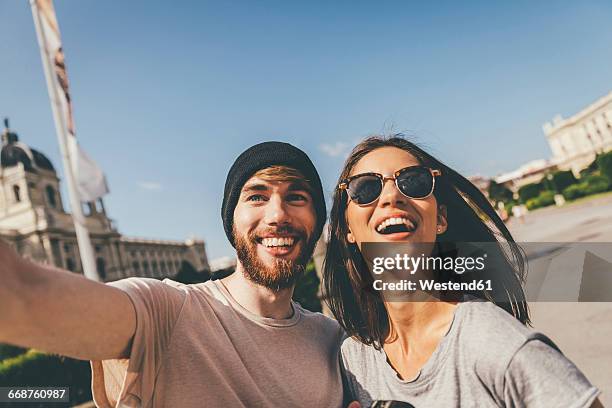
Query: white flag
32 0 109 202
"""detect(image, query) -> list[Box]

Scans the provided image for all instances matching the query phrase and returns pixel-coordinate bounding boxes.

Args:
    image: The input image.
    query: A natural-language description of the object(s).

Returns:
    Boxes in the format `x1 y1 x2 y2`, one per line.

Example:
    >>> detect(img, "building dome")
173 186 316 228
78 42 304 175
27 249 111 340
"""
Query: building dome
31 148 56 172
1 119 56 173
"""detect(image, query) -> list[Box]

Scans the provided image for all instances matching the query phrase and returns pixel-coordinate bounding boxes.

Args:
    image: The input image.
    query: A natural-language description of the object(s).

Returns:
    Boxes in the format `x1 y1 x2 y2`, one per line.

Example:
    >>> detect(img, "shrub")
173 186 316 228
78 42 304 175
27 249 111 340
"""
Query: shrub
518 182 543 203
505 201 516 217
538 190 555 205
584 174 609 194
562 183 589 201
525 190 555 210
525 198 538 211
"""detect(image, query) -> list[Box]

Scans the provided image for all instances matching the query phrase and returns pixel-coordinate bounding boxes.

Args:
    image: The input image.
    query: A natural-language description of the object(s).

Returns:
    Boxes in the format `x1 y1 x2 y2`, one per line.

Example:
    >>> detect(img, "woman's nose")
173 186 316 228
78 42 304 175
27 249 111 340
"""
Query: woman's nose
378 178 407 208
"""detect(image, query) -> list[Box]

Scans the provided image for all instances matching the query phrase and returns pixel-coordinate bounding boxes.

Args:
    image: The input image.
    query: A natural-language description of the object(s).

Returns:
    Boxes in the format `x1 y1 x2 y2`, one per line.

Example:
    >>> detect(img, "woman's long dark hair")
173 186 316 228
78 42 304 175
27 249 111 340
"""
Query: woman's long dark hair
323 135 529 349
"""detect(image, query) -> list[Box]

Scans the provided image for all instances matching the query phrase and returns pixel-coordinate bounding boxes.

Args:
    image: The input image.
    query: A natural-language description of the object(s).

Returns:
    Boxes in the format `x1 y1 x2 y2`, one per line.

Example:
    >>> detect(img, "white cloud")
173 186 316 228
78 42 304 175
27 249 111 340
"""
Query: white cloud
319 142 349 157
138 181 163 191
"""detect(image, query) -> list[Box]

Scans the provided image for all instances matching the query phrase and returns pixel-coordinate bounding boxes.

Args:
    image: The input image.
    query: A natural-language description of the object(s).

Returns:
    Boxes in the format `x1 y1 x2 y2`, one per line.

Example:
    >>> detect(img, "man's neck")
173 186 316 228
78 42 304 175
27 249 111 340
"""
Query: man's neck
220 263 295 320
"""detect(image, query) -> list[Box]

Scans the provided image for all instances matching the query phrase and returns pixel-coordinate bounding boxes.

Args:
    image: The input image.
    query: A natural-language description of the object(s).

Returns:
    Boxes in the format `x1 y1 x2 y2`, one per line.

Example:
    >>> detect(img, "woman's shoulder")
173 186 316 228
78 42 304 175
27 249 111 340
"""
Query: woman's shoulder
457 300 544 344
454 300 558 375
341 335 373 357
340 335 381 371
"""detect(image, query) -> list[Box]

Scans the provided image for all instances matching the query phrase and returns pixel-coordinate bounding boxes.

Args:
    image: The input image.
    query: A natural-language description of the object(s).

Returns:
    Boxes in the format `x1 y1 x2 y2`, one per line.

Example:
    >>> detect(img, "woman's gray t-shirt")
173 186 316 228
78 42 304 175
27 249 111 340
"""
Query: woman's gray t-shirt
341 301 600 407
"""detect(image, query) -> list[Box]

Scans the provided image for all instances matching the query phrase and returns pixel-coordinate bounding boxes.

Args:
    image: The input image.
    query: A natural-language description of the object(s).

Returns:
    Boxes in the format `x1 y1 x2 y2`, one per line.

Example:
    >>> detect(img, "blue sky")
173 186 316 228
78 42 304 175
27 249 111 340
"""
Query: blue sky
1 1 611 259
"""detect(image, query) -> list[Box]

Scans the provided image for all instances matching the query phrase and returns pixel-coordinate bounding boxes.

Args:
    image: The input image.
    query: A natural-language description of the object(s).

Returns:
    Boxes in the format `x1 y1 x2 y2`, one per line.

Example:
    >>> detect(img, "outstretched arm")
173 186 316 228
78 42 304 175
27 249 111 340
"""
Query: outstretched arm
0 240 136 360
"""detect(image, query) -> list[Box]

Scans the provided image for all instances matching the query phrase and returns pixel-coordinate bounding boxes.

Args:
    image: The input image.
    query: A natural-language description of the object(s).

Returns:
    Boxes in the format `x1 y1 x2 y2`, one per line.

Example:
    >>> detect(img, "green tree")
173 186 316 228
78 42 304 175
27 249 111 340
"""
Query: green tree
518 182 543 203
173 261 210 284
293 260 322 313
597 151 612 181
487 180 513 203
551 170 577 193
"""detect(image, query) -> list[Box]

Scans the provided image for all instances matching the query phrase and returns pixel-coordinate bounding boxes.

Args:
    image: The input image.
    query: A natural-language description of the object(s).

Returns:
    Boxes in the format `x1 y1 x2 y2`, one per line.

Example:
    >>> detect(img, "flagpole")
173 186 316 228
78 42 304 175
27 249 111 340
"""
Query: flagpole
30 0 99 281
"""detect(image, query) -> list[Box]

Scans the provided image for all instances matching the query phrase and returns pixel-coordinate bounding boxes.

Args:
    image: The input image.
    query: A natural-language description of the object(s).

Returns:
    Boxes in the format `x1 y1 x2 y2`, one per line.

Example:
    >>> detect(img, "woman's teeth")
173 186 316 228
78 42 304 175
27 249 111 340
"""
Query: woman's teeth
260 237 295 247
376 217 414 233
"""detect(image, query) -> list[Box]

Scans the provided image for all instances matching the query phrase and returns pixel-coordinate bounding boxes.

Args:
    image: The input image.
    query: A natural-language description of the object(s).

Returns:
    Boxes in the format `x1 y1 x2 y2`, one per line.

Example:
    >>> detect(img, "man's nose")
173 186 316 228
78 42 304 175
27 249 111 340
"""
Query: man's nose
264 194 292 225
378 178 408 208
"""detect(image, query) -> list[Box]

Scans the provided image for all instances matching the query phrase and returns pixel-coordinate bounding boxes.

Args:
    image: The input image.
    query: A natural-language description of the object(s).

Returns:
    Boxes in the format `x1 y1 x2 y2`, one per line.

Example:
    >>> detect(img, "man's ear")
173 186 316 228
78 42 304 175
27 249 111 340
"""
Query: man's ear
436 205 448 235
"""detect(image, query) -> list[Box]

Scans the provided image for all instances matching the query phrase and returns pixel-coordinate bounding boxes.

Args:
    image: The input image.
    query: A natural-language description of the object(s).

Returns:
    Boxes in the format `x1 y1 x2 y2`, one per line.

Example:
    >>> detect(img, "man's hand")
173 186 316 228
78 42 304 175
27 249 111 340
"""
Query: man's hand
347 402 361 408
0 240 136 360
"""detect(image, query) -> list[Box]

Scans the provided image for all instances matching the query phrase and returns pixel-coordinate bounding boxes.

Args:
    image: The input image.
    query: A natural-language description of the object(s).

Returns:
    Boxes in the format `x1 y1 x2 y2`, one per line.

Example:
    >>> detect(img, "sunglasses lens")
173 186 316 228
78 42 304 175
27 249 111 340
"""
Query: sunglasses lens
397 167 434 198
348 175 382 205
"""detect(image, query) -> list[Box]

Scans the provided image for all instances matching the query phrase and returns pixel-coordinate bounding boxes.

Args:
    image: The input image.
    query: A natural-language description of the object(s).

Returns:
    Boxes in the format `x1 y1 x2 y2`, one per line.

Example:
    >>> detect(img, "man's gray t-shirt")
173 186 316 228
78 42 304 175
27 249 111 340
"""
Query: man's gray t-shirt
91 278 345 407
341 301 600 407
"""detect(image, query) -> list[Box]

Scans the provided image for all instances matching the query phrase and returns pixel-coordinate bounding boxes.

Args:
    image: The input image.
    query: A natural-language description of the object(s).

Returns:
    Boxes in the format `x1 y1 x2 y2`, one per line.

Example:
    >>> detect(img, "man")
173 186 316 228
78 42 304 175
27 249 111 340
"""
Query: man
0 142 346 407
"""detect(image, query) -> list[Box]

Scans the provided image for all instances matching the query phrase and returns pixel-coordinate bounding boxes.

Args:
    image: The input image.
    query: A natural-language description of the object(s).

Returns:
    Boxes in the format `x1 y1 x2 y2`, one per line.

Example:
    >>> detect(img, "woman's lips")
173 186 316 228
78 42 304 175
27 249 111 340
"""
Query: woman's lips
375 230 415 241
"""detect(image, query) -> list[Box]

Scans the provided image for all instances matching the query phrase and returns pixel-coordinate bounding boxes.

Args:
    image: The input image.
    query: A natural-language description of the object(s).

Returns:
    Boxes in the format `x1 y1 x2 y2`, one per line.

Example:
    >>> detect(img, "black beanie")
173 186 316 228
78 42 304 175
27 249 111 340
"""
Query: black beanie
222 142 327 248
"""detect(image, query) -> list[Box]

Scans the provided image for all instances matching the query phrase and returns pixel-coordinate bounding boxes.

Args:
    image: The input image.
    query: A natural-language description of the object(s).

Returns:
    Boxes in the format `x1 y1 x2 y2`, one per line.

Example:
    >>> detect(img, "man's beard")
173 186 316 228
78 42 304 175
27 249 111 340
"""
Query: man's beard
234 225 316 291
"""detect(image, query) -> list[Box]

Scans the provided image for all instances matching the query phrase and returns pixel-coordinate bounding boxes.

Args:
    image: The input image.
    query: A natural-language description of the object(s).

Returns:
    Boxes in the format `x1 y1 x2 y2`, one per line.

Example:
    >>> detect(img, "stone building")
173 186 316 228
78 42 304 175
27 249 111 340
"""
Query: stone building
0 121 209 282
543 91 612 176
494 159 558 193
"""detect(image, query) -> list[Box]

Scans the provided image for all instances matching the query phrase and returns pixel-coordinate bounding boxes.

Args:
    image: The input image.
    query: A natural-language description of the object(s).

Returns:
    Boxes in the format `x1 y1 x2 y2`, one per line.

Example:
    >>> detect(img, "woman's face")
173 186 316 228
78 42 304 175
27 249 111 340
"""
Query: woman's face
345 147 447 247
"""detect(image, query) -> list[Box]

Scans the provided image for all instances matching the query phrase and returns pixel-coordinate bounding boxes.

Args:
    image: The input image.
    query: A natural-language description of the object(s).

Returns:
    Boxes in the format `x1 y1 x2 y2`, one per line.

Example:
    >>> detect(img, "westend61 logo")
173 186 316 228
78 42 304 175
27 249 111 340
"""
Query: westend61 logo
361 242 494 296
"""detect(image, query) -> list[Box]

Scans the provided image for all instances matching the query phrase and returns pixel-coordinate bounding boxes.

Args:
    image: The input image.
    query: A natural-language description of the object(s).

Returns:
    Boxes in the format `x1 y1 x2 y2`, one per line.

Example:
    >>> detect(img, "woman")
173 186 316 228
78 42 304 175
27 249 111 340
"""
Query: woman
324 136 602 407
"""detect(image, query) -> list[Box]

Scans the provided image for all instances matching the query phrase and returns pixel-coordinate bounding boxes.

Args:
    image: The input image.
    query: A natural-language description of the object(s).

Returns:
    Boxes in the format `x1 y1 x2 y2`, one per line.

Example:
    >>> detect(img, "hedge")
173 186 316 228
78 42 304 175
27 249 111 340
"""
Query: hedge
562 183 589 200
562 175 610 201
525 190 555 211
583 175 610 194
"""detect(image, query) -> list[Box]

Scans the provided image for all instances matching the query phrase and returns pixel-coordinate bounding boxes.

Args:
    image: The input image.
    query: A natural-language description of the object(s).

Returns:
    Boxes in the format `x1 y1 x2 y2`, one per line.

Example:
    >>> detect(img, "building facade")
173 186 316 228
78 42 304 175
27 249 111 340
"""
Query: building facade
494 159 558 193
0 122 209 282
543 91 612 175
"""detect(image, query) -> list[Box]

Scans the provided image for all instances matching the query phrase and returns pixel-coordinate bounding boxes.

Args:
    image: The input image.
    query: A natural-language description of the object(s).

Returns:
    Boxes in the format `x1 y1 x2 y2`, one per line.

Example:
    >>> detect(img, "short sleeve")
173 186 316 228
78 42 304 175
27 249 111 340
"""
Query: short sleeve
90 278 187 407
504 339 600 408
340 350 357 406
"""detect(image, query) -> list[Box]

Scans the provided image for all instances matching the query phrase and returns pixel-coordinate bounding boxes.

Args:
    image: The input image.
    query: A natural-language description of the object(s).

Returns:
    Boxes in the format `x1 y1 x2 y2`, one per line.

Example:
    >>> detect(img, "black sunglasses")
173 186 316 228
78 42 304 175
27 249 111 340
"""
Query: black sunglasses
338 165 441 206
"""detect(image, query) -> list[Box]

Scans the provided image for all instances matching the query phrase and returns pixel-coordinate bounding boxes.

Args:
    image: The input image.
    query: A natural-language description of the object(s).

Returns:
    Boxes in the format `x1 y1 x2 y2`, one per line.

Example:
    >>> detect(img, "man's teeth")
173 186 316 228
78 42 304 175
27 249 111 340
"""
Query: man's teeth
376 217 414 232
261 237 295 247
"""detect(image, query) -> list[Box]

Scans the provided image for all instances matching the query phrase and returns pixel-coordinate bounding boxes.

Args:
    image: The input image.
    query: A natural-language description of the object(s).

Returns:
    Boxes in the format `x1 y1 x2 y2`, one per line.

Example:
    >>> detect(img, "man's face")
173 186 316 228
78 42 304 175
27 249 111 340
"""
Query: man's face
233 173 317 291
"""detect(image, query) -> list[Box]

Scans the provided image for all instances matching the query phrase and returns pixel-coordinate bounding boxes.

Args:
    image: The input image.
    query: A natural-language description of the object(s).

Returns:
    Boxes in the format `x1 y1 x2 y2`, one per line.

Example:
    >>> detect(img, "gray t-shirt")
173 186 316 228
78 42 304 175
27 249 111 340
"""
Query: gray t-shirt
341 300 600 407
91 278 345 407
